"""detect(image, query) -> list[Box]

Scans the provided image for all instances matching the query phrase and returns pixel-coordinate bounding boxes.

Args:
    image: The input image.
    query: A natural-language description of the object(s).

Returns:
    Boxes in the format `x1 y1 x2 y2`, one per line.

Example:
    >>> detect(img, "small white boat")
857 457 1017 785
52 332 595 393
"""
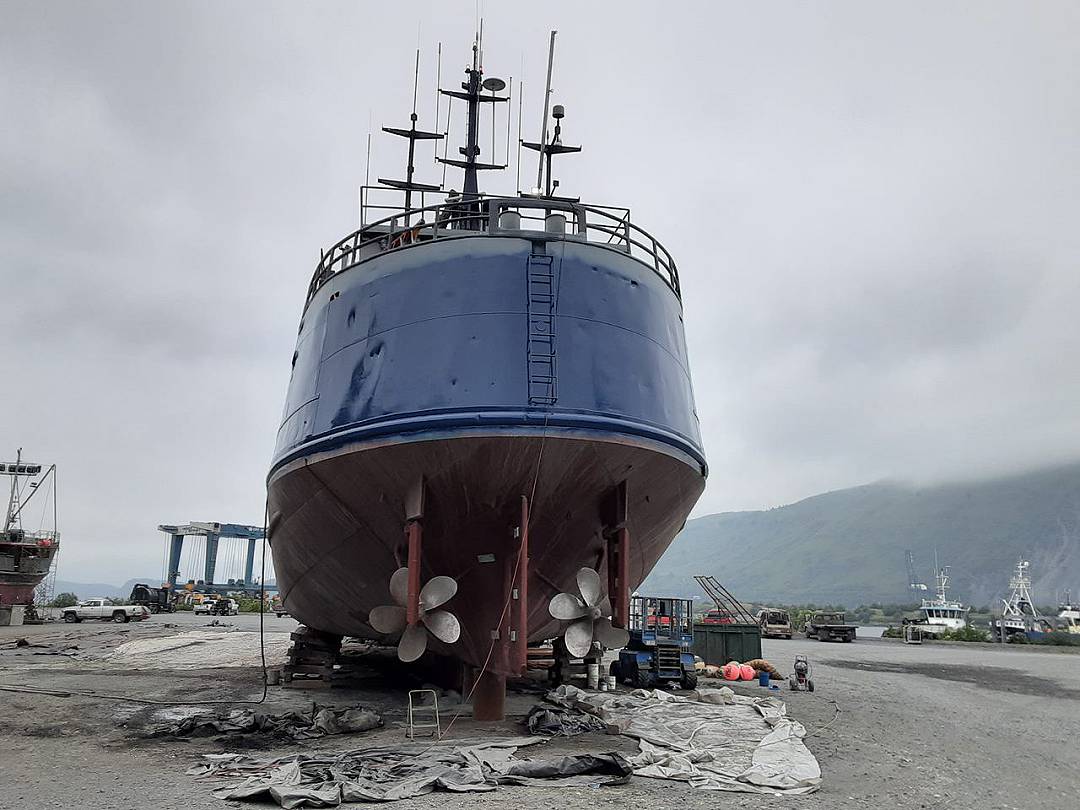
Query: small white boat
913 563 968 636
1058 591 1080 634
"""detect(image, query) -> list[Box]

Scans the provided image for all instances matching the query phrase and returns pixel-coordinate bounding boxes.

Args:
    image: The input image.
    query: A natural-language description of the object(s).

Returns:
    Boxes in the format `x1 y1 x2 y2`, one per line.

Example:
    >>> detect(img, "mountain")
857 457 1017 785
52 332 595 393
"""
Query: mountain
53 577 159 600
641 462 1080 608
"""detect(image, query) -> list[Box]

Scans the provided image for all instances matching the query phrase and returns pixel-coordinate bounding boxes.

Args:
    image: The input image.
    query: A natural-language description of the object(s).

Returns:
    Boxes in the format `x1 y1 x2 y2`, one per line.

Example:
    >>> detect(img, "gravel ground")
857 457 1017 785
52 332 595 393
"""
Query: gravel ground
2 613 1078 809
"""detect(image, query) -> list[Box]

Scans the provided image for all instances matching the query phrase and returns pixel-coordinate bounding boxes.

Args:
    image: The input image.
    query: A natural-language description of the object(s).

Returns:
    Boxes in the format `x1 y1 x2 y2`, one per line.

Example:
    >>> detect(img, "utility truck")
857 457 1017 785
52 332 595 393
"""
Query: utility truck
62 599 150 623
804 611 856 642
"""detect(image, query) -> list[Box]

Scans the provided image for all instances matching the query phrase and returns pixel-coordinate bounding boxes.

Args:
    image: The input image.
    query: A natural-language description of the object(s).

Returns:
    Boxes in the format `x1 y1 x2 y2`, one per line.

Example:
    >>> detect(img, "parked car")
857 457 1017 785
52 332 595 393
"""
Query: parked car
756 608 793 639
193 600 215 616
699 609 734 625
212 598 239 616
62 599 150 624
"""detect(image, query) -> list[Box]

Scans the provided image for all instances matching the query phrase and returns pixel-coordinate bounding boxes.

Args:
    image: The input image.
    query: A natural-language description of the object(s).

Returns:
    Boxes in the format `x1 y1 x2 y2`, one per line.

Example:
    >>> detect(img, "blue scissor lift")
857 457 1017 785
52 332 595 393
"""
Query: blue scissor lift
611 595 697 689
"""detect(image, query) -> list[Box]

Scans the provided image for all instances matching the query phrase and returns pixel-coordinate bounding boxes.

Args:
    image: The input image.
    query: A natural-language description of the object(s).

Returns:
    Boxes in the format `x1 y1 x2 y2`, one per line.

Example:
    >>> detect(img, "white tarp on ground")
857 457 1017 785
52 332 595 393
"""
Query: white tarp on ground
547 684 821 795
190 737 635 807
106 630 292 668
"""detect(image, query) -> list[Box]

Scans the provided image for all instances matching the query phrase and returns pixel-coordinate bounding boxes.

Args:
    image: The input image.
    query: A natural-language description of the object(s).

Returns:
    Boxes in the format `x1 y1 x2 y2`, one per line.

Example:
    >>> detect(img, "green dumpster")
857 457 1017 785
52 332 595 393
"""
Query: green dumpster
693 623 762 665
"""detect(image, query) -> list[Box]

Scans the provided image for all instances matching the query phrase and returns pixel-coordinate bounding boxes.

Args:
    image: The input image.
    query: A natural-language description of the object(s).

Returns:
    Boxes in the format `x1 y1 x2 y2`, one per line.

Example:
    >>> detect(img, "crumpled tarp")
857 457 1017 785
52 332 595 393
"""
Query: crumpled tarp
147 705 382 741
546 684 821 795
524 703 608 737
0 637 79 656
190 737 632 807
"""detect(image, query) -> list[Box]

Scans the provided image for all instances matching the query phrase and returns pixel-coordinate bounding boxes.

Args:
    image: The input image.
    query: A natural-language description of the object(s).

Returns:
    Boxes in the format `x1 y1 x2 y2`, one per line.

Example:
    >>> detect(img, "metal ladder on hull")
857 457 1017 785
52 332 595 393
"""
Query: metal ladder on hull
526 254 557 405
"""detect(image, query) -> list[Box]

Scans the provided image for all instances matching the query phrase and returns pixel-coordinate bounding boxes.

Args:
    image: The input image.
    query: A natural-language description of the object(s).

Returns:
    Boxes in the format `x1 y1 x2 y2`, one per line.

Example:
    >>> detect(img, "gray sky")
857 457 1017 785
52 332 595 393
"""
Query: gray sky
3 2 1079 583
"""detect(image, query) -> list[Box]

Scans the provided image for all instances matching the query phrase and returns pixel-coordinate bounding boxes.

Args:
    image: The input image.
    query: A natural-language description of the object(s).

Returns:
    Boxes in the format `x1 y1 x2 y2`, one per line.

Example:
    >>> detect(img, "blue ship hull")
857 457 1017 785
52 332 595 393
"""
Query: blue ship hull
268 223 706 670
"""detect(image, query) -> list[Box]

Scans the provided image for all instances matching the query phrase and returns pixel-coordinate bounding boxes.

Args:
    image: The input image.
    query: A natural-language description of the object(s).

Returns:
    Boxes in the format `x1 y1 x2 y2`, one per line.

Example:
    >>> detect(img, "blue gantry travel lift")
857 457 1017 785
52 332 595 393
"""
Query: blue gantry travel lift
159 521 277 596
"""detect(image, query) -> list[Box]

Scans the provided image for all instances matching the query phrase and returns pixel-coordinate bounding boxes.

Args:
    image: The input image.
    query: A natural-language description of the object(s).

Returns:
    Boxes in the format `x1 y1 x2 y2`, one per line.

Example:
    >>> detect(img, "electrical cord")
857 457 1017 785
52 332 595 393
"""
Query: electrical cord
1 501 272 707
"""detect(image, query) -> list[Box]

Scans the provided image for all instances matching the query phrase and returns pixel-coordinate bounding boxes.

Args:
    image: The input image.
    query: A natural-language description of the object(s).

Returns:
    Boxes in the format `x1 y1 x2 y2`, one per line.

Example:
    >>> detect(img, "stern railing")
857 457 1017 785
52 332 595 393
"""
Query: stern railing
306 193 680 306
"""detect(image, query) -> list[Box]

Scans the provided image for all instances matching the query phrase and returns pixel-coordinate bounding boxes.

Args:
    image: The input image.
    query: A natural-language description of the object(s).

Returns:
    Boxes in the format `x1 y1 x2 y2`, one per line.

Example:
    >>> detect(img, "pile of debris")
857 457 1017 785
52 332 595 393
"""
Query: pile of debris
146 704 381 742
523 704 609 737
0 637 79 657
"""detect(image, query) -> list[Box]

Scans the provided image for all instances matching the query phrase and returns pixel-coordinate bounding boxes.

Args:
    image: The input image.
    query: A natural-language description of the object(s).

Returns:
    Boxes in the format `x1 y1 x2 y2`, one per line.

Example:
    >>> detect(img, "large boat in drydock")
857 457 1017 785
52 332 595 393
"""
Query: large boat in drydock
266 34 706 714
1 450 59 618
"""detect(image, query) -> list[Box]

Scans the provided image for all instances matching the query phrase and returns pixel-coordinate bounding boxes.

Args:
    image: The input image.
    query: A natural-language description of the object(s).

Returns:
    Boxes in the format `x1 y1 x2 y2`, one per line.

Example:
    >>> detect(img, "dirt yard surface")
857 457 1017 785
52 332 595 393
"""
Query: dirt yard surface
2 613 1078 809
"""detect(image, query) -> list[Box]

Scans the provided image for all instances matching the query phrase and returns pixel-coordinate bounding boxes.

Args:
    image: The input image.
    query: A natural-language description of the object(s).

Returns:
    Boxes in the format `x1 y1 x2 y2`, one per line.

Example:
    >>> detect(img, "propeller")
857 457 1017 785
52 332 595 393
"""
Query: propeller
548 567 630 658
368 567 461 662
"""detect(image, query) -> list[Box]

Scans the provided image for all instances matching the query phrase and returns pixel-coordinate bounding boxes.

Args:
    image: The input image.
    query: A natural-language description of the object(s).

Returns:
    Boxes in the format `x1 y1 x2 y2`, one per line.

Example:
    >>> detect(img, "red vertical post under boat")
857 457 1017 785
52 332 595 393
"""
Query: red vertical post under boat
500 551 512 671
607 481 630 629
614 526 630 628
404 479 425 626
514 495 529 674
405 521 422 626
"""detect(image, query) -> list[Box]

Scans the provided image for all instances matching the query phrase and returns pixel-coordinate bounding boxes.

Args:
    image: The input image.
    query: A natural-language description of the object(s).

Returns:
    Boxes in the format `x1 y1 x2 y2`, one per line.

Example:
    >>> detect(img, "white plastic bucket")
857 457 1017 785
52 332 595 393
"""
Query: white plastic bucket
587 663 599 690
606 675 617 691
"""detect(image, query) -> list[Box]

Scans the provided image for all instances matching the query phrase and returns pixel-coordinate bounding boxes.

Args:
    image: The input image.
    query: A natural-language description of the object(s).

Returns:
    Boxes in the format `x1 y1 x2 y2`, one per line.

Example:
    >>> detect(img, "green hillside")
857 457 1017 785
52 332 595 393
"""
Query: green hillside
641 462 1080 608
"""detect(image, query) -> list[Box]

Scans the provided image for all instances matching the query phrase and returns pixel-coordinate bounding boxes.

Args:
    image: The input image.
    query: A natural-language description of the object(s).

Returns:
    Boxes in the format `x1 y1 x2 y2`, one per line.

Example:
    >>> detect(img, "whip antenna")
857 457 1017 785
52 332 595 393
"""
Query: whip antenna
535 30 556 194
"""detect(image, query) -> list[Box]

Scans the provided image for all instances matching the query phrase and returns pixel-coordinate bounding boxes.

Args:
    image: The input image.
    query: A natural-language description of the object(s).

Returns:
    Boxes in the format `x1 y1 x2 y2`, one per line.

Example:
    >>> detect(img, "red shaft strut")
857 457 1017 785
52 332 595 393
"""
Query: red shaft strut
614 526 630 629
514 495 530 674
405 519 422 626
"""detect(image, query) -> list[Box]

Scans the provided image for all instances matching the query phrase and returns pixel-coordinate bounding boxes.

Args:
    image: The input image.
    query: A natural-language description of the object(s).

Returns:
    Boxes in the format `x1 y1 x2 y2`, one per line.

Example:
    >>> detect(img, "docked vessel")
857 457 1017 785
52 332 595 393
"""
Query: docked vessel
913 563 968 636
1056 590 1079 634
1 450 60 611
267 34 706 712
991 558 1060 639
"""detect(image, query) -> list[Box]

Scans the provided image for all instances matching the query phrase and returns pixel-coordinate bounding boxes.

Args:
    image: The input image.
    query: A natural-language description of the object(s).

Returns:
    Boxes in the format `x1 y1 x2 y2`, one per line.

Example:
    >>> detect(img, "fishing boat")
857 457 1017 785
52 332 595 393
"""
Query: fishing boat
1 450 60 620
913 563 968 636
991 558 1058 639
266 33 706 715
1057 590 1079 634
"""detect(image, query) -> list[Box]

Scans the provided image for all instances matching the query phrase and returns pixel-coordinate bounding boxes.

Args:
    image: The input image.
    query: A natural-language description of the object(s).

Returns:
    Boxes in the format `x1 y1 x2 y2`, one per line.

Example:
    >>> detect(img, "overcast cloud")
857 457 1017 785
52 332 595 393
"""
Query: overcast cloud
2 2 1079 583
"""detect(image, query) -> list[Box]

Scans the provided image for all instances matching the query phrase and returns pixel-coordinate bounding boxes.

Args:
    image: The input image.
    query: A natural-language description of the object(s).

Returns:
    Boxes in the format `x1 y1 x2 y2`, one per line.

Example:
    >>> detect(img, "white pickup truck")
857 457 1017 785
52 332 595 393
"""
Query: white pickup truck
61 599 151 624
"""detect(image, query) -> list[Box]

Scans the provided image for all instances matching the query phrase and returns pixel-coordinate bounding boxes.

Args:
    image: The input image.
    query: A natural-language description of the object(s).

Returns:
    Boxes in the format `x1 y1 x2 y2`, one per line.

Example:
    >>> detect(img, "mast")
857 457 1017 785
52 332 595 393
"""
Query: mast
935 566 950 602
464 41 481 197
2 450 50 534
535 31 556 194
378 49 444 224
1003 558 1038 618
521 31 581 200
436 37 509 210
4 448 20 532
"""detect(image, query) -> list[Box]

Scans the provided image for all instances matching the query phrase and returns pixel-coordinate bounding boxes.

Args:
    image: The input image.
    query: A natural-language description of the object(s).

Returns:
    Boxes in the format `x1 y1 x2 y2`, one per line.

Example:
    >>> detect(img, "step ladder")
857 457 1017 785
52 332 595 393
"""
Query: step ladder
406 689 442 739
526 254 557 405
